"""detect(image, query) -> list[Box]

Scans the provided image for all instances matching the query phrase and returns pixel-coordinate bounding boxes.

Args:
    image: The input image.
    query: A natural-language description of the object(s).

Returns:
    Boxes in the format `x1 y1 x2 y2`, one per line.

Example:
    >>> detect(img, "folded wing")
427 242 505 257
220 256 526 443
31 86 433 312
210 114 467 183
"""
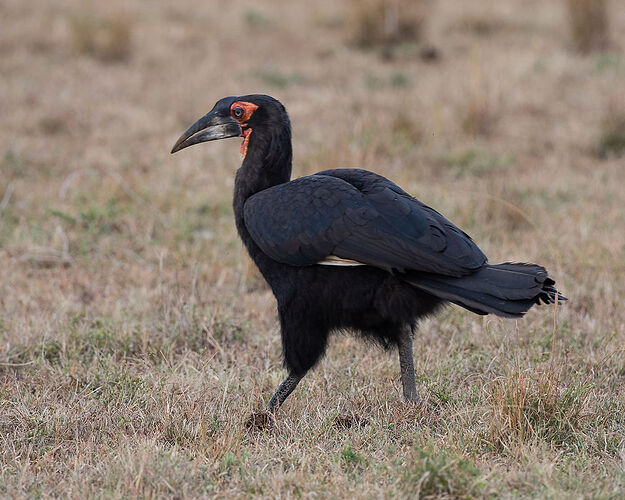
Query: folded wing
243 169 487 277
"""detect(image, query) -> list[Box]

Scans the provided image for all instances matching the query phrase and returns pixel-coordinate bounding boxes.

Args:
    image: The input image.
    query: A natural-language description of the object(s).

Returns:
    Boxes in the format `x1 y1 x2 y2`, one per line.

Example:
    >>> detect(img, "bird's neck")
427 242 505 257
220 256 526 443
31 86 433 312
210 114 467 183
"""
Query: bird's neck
233 123 292 262
234 125 292 201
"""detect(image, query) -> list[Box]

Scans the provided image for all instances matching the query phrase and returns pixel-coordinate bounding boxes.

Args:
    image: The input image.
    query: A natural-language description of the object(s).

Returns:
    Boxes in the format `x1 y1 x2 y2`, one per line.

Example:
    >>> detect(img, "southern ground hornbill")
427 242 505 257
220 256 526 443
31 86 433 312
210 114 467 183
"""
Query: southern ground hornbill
171 94 565 411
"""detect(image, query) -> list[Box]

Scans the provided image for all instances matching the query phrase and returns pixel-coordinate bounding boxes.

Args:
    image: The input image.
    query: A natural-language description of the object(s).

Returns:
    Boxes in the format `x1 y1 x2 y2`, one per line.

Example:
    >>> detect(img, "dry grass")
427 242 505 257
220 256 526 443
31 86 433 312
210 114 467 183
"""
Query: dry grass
489 361 594 451
346 0 427 52
597 106 625 158
70 13 133 62
1 0 625 497
565 0 610 52
461 89 500 138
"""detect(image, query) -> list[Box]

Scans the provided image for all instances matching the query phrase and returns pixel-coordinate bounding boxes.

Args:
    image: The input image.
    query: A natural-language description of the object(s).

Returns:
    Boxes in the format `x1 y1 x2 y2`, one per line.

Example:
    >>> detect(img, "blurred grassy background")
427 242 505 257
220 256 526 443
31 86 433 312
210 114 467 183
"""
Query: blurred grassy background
1 0 624 497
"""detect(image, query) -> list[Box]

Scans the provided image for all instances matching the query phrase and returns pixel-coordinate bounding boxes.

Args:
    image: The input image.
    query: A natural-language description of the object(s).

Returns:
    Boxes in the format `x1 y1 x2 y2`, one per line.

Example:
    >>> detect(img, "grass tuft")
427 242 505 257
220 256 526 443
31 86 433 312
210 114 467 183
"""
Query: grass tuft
458 16 501 37
253 68 306 89
243 10 272 29
488 363 594 450
341 442 367 468
346 0 426 51
402 446 482 498
565 0 610 53
437 148 515 178
70 13 133 62
596 109 625 158
461 89 499 137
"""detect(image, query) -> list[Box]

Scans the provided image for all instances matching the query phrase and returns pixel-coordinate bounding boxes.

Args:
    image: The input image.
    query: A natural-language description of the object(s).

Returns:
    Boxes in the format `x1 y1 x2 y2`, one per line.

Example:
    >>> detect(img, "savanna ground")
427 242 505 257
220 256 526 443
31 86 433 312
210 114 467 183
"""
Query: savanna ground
1 0 625 497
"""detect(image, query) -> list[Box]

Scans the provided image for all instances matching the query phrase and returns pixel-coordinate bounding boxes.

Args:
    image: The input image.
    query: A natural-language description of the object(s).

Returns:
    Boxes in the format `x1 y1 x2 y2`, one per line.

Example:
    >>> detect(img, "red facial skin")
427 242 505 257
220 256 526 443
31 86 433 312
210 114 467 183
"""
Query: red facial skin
240 128 252 156
230 101 259 158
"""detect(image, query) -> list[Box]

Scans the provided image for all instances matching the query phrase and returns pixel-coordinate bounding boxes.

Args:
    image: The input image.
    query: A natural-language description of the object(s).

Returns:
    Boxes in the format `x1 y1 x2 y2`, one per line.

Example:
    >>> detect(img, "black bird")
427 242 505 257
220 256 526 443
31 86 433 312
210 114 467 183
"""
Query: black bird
171 94 565 411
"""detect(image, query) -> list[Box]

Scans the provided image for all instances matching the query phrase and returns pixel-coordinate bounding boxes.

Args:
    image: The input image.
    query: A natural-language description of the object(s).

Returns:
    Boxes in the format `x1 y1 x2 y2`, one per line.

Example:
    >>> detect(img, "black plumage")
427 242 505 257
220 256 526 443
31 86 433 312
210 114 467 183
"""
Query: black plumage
171 94 566 410
244 168 487 275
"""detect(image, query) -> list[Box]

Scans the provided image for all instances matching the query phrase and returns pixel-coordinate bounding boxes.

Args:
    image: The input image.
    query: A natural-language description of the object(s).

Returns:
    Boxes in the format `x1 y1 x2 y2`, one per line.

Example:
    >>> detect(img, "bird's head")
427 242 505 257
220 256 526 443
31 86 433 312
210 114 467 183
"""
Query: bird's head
170 94 288 159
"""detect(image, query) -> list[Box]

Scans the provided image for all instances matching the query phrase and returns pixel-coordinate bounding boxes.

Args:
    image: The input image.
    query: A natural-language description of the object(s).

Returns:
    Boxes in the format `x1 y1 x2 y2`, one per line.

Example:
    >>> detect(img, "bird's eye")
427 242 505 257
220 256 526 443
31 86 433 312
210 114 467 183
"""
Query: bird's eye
233 107 244 119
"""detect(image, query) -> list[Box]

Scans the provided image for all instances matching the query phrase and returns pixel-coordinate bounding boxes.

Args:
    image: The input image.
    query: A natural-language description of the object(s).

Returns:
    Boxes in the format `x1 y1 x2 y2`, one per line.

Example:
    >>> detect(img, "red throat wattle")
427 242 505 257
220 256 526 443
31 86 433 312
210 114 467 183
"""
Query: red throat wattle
241 128 252 157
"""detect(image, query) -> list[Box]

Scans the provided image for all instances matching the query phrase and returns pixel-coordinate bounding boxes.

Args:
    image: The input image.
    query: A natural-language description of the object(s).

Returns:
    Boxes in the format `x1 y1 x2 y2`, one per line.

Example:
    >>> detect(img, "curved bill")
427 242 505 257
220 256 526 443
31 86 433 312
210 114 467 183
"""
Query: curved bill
171 111 241 154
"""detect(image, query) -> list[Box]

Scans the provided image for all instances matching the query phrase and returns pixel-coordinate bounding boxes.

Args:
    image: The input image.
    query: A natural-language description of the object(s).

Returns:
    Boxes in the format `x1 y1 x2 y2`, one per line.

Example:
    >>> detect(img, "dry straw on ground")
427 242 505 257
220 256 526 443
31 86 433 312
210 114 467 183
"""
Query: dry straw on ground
1 0 625 497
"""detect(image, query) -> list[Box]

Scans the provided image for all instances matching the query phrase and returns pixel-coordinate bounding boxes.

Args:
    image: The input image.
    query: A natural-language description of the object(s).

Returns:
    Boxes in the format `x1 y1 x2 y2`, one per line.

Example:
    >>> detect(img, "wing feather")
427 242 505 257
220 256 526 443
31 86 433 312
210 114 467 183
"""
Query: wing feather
243 169 487 276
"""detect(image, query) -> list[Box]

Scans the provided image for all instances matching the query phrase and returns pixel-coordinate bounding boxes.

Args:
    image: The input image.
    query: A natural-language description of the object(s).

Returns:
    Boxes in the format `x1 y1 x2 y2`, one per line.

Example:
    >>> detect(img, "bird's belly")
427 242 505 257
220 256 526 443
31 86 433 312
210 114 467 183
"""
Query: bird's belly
265 265 443 332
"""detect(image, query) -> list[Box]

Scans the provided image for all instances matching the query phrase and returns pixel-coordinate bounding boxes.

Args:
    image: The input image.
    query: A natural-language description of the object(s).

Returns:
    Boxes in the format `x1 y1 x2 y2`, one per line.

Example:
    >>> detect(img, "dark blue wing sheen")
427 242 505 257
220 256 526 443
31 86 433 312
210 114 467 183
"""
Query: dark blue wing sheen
243 169 487 277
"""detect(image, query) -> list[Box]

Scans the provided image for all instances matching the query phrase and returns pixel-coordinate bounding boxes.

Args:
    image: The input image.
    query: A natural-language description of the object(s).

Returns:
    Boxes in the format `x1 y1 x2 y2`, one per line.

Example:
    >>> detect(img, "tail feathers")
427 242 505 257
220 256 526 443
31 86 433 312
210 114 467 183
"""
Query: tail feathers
405 263 566 318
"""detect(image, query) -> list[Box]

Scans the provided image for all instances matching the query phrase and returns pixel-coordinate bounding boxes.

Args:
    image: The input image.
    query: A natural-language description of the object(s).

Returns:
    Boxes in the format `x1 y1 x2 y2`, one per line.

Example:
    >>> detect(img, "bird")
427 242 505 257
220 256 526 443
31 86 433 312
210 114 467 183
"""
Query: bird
171 94 565 411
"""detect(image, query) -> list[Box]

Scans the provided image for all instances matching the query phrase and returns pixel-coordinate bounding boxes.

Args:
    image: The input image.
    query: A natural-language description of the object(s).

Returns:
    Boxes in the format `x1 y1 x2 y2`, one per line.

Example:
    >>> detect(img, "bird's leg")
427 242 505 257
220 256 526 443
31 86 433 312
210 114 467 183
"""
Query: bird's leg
266 372 303 412
397 325 420 404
